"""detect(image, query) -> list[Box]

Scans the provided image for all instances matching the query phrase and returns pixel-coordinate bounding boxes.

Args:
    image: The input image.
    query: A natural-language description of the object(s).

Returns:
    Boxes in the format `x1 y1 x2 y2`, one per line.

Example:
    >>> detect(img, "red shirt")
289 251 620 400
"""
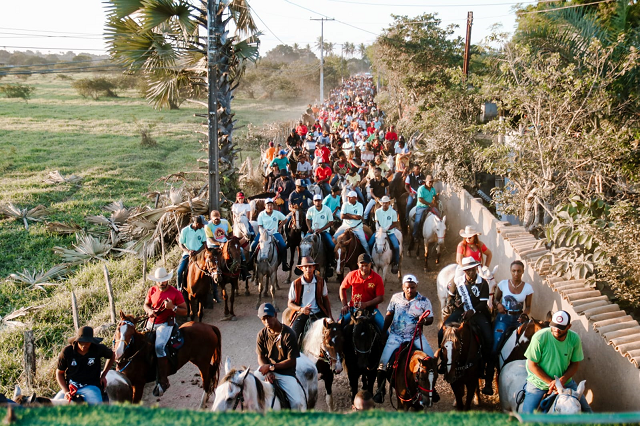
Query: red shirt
385 131 398 142
315 166 332 182
366 126 376 135
296 125 308 137
342 270 384 309
456 242 488 263
315 146 330 164
145 285 185 324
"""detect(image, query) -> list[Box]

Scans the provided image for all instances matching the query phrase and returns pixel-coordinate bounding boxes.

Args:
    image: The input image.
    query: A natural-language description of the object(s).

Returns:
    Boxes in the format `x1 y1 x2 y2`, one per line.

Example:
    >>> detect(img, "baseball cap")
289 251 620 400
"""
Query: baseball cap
348 191 357 198
402 274 419 284
313 194 323 201
358 253 373 264
265 198 274 204
295 179 306 187
380 195 391 203
257 303 277 318
550 310 571 330
279 150 287 155
236 191 245 199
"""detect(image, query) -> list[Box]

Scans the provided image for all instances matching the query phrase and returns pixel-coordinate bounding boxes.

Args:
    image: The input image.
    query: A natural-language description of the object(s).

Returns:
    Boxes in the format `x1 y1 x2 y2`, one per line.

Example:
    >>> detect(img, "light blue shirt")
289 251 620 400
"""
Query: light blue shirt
306 205 334 231
375 207 397 231
179 225 207 254
257 210 286 232
387 292 433 340
341 201 364 229
323 194 341 213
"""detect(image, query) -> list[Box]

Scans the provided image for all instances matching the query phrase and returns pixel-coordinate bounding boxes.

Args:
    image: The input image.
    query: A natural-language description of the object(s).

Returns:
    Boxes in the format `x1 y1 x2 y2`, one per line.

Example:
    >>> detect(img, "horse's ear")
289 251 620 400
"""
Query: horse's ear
491 265 499 276
323 318 329 328
433 348 441 361
119 310 125 320
442 215 446 225
554 376 564 392
225 357 232 375
13 385 21 400
240 367 251 380
575 380 586 399
546 311 553 322
28 393 37 404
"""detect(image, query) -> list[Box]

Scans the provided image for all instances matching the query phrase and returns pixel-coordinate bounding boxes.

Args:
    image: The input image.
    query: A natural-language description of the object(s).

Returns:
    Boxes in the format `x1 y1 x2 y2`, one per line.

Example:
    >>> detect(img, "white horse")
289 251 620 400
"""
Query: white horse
408 210 447 271
254 229 279 310
436 264 499 316
212 355 319 412
307 183 322 198
498 359 587 414
371 227 403 282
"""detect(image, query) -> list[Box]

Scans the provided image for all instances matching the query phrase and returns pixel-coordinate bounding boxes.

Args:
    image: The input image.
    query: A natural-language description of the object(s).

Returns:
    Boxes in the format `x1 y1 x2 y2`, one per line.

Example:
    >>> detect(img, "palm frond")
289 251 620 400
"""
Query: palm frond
228 0 258 36
43 170 83 185
105 0 145 19
53 233 113 265
8 265 68 291
45 221 83 235
0 204 49 229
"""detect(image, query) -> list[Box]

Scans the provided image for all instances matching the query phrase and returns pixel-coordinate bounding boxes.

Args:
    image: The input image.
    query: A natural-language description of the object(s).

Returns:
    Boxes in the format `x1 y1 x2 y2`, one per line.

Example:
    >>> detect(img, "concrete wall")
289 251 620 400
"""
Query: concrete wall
438 183 640 412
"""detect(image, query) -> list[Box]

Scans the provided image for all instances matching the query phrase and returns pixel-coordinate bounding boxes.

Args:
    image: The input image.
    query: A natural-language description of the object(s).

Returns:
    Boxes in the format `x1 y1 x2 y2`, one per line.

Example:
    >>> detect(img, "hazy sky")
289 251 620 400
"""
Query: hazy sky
0 0 528 56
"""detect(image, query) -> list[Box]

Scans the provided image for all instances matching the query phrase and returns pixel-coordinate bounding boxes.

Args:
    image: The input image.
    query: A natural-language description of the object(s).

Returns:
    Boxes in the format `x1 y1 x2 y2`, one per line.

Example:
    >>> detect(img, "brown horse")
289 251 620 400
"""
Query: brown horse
391 349 439 411
217 237 242 321
113 312 221 407
334 228 370 282
186 246 220 322
497 313 551 372
439 322 481 411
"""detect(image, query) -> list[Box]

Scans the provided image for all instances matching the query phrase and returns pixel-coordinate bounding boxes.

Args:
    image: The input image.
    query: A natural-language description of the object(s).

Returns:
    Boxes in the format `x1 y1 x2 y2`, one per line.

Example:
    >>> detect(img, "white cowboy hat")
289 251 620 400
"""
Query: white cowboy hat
459 257 481 271
380 195 391 203
148 267 174 282
459 225 482 238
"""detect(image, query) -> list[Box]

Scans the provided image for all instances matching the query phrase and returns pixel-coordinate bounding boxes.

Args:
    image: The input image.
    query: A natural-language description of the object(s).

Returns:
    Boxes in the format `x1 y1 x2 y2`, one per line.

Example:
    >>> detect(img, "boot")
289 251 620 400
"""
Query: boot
482 362 495 396
154 357 170 396
279 252 290 272
240 263 251 281
391 262 399 274
372 369 387 404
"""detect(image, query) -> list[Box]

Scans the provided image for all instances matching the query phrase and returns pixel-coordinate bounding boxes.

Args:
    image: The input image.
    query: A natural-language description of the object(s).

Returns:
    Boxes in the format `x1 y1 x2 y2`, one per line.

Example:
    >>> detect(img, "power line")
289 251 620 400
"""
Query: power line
324 0 540 7
519 0 615 14
0 27 103 37
247 1 286 45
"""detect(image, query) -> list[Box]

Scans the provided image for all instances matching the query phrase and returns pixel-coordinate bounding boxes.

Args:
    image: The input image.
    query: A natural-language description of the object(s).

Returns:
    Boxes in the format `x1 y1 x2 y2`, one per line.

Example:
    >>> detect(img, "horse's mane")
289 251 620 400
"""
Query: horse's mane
221 368 266 411
301 320 324 359
442 323 460 345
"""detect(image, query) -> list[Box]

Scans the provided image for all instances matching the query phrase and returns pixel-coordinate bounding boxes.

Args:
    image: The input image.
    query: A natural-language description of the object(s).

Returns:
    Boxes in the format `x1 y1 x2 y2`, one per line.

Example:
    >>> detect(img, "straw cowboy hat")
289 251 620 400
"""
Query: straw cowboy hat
298 256 317 267
148 267 174 282
459 225 482 238
459 256 481 271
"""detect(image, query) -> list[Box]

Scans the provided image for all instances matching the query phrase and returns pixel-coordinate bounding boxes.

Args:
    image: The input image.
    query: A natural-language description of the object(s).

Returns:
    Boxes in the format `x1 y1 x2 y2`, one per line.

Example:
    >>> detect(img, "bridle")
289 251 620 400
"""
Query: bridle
230 370 250 411
441 325 475 383
192 249 219 281
113 320 142 373
352 318 379 355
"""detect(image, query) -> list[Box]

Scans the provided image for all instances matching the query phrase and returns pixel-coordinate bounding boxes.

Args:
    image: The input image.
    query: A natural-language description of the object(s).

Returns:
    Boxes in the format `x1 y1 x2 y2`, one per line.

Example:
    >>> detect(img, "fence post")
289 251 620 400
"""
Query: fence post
23 330 36 392
160 227 166 268
103 263 116 324
71 290 79 331
142 241 148 282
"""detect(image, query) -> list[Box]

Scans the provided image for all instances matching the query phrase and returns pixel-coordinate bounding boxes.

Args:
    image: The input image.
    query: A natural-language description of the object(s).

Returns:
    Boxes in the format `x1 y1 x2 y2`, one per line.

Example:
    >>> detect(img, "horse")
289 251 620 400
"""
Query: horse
439 322 481 411
341 309 384 401
113 311 221 406
371 227 403 283
186 245 220 322
498 314 551 372
306 183 322 198
299 232 328 278
335 229 365 282
390 348 439 411
249 199 266 221
212 355 319 412
217 237 243 321
232 213 255 296
254 229 279 310
284 205 303 281
300 319 344 411
408 211 447 271
436 264 499 317
498 360 587 414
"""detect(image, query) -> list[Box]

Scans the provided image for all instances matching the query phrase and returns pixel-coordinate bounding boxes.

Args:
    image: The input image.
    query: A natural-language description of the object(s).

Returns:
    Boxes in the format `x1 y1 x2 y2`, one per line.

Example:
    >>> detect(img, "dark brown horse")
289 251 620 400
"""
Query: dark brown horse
334 228 366 282
217 237 242 321
187 246 220 322
342 309 383 401
113 312 221 407
391 349 439 411
439 322 481 411
284 204 303 280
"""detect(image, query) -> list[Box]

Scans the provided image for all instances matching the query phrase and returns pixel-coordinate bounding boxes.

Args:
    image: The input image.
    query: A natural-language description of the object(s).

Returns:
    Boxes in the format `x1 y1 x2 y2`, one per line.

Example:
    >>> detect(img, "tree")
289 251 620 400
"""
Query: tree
357 42 367 59
105 0 260 199
0 83 35 102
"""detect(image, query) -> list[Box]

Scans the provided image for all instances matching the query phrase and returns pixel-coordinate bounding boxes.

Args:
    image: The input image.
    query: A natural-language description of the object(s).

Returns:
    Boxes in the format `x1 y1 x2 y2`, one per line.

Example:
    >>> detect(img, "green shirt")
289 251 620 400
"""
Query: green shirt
323 194 341 213
525 328 584 390
269 156 290 170
417 185 437 208
179 225 207 254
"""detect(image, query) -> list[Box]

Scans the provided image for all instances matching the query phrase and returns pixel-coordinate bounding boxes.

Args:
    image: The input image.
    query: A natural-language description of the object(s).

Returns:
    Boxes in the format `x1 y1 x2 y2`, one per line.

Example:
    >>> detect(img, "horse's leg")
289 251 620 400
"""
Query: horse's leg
244 275 250 296
453 382 465 411
435 242 442 265
198 362 210 409
271 273 278 310
229 280 236 319
325 370 335 412
198 294 205 322
132 383 145 404
424 240 430 272
255 273 263 309
222 283 230 318
189 295 197 322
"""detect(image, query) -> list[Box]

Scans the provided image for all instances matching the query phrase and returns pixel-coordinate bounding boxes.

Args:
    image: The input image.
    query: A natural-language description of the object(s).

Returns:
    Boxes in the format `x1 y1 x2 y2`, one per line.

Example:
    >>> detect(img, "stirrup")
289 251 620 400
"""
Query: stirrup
372 388 385 404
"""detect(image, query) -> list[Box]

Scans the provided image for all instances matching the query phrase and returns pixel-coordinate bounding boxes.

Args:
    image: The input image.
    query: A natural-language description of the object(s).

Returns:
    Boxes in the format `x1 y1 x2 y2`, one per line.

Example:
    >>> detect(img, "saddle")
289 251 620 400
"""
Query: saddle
145 323 184 371
271 381 291 409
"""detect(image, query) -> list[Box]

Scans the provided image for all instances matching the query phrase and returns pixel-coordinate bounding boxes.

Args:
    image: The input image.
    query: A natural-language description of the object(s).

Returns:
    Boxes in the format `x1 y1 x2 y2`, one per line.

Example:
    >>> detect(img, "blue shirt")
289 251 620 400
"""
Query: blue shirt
179 225 207 254
288 190 313 212
341 201 364 229
387 292 433 340
417 185 437 208
323 194 341 213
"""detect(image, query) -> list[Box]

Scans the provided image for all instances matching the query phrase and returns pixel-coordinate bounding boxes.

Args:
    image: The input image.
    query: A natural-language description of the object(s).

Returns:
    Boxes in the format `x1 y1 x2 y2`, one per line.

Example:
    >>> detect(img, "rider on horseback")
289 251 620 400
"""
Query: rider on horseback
363 167 389 222
335 191 371 257
143 267 188 396
257 303 306 411
250 199 290 272
368 196 400 274
287 257 334 341
438 257 494 396
405 164 425 223
205 210 232 301
410 175 439 250
373 274 437 404
288 180 314 233
306 194 336 254
177 215 207 298
339 253 385 331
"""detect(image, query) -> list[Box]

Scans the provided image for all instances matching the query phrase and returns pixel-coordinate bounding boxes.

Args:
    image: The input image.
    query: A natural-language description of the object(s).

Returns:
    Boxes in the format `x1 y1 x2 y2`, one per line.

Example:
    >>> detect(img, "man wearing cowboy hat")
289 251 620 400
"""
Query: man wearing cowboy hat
339 253 385 330
411 175 439 247
521 310 591 413
439 257 493 394
287 256 334 340
143 267 188 396
368 195 401 274
55 326 115 404
335 190 371 257
373 274 437 404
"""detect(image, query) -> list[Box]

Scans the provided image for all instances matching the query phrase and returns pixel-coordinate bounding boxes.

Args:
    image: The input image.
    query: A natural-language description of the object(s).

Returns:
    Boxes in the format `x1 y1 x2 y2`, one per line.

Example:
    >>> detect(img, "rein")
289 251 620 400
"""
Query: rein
352 321 378 355
231 370 250 411
113 320 142 373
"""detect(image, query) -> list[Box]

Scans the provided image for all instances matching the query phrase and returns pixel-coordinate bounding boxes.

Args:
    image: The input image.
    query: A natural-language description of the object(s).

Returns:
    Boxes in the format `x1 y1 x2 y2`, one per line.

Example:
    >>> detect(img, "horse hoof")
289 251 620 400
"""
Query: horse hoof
244 290 251 296
230 316 237 321
221 316 231 322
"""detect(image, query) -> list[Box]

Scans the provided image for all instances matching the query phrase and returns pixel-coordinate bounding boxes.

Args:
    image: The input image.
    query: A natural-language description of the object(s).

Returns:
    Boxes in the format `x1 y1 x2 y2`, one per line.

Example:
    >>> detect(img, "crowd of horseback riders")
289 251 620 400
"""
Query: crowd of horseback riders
2 75 592 415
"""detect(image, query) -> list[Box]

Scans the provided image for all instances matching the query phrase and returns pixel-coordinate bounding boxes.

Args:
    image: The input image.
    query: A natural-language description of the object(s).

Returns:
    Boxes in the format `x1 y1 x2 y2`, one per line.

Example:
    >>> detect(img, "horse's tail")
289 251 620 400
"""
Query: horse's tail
209 325 222 391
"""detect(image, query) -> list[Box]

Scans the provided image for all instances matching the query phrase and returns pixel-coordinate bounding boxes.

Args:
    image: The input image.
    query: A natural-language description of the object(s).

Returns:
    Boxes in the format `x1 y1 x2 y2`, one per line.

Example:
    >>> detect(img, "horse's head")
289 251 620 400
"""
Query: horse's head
233 214 251 240
439 323 463 381
113 311 145 362
552 379 586 414
300 233 319 258
433 215 447 249
212 358 265 412
321 318 344 374
203 246 222 283
350 309 379 367
374 227 388 252
415 355 439 409
478 264 498 304
257 231 274 263
334 231 354 274
224 237 242 262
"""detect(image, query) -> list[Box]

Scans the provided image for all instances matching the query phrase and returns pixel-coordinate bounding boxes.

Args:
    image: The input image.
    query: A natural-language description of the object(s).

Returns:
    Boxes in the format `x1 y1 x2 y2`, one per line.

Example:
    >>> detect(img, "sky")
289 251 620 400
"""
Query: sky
0 0 531 57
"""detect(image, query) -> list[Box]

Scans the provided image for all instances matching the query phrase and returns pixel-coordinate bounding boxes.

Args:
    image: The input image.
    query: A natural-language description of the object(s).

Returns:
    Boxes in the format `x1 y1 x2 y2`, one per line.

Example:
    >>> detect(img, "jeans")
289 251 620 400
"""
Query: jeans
492 313 521 354
273 372 306 411
364 199 377 219
406 194 416 223
353 187 365 205
341 308 385 332
250 232 286 254
319 182 331 197
319 231 335 252
334 226 371 256
521 380 592 414
148 320 173 358
177 254 189 291
368 231 400 264
291 311 326 341
54 385 103 405
330 174 345 186
413 207 428 239
379 334 434 370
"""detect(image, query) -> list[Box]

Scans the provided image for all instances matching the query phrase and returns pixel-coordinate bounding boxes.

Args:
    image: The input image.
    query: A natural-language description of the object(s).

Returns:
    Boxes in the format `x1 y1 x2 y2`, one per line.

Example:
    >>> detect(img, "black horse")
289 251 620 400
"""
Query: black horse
341 309 384 401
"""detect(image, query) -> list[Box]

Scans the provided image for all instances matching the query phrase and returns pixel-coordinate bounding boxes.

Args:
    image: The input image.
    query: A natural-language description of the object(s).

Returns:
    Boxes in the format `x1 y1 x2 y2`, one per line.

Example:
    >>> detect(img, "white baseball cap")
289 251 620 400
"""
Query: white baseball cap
265 198 274 204
348 191 357 198
550 310 571 330
402 274 418 284
313 194 323 201
380 195 391 203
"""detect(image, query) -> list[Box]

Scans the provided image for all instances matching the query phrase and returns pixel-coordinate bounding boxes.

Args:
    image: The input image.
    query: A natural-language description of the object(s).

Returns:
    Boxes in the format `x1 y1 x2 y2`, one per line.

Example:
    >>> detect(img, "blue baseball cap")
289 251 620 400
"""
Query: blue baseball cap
257 303 276 318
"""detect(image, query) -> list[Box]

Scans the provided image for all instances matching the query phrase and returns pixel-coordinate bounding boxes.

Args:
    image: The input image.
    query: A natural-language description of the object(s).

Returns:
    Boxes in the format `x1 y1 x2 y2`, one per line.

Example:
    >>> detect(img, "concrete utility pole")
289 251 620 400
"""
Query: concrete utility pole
463 11 473 78
207 0 220 212
311 17 334 104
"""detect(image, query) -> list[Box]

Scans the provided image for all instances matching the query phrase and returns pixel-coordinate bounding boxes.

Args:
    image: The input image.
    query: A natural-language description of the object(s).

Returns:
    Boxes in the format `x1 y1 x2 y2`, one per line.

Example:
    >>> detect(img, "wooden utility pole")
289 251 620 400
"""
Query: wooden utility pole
311 17 334 104
207 0 220 212
463 11 473 78
102 264 116 324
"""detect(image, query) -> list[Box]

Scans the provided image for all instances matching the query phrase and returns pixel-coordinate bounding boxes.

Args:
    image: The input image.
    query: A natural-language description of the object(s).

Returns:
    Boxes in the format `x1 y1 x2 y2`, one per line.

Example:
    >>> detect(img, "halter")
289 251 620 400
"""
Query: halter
442 324 475 384
550 391 581 413
258 237 276 263
192 251 219 280
113 320 141 373
338 232 359 267
352 321 378 355
230 370 250 411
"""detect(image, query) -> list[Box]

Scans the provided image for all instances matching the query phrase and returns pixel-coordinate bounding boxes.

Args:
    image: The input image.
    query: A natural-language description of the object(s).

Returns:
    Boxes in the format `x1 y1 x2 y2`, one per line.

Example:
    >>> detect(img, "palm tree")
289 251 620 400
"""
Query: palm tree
358 43 367 59
105 0 260 199
344 41 355 58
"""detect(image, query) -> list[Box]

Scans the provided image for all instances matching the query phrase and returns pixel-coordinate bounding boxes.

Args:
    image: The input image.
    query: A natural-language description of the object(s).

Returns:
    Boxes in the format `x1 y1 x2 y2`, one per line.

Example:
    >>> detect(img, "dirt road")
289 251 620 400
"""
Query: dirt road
142 237 499 412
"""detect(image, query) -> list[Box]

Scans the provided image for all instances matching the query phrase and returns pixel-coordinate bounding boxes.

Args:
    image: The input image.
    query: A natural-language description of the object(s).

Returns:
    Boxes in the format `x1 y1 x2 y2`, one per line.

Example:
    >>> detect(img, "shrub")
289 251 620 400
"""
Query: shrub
0 83 35 102
71 77 118 100
134 118 157 147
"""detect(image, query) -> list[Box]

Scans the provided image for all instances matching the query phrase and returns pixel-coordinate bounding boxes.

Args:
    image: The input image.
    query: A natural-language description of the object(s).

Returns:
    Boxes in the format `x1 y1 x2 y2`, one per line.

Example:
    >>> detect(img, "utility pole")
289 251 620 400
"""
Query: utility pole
311 17 334 104
207 0 220 212
463 11 473 78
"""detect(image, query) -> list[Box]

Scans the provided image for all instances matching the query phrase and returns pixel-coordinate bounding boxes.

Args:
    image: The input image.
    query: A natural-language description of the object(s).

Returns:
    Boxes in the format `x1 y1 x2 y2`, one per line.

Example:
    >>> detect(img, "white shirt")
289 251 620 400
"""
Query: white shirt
341 201 364 229
306 205 334 231
257 210 286 232
232 202 251 218
288 276 328 315
497 280 534 312
297 161 312 174
375 207 397 231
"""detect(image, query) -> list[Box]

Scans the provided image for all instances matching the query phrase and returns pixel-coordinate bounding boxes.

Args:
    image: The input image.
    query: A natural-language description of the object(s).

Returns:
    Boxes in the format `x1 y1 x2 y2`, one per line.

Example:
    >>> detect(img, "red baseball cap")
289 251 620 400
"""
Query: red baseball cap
236 192 245 199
